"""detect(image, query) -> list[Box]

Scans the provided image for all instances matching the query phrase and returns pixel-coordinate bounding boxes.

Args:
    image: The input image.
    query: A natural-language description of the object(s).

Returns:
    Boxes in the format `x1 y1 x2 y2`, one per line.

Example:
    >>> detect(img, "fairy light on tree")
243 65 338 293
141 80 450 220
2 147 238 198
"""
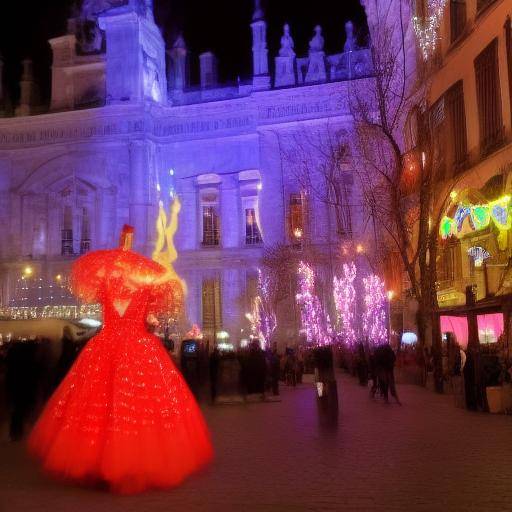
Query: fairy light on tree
333 262 357 347
296 262 331 346
412 0 448 60
256 269 277 347
362 274 388 346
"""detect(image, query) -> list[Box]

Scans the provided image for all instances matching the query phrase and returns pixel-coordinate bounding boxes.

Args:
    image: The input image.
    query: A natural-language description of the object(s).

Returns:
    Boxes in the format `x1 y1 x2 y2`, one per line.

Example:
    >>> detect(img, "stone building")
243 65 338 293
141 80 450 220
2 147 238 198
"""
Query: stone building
421 0 512 354
0 0 373 345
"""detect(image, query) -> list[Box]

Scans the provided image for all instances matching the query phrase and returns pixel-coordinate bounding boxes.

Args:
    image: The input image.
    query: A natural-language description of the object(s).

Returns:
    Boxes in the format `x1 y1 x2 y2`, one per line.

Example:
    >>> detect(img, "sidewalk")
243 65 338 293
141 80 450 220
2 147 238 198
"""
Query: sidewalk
1 374 511 512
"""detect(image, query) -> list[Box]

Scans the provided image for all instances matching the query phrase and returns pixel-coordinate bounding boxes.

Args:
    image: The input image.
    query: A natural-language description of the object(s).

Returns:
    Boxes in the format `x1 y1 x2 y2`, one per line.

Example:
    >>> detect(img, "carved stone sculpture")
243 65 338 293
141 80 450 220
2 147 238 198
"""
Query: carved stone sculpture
344 21 357 52
253 0 264 21
279 24 295 58
309 25 324 54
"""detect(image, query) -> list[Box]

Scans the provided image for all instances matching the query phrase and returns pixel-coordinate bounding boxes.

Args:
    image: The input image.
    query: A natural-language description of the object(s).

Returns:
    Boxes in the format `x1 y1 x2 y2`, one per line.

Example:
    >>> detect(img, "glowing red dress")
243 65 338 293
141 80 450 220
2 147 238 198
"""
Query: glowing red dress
28 247 213 494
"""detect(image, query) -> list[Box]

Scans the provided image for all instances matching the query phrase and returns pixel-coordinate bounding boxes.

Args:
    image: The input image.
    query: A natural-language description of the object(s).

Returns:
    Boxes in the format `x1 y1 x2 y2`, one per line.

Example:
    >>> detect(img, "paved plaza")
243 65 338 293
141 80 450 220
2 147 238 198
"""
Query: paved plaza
1 374 512 512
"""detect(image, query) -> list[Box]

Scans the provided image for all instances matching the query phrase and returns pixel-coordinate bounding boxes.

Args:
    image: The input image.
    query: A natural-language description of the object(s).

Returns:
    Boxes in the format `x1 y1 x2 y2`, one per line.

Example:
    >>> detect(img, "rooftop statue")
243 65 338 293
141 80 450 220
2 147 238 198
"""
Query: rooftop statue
309 25 324 54
80 0 152 19
279 24 295 58
344 21 357 52
252 0 264 21
173 34 187 50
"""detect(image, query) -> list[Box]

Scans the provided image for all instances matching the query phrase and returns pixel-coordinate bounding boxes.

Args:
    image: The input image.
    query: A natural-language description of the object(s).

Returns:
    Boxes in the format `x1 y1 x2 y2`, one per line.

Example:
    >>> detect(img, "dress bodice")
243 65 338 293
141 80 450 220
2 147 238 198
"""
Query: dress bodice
71 247 184 324
101 287 152 329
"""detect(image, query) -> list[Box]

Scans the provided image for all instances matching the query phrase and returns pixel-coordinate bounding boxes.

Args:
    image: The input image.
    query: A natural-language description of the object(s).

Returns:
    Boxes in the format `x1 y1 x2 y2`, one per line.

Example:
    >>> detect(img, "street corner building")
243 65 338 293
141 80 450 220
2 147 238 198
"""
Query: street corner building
0 0 375 347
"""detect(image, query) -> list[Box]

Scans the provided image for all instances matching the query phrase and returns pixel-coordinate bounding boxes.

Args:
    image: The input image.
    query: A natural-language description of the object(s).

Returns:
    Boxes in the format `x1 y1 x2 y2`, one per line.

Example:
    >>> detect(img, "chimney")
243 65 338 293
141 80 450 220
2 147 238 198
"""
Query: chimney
199 52 218 89
16 59 35 116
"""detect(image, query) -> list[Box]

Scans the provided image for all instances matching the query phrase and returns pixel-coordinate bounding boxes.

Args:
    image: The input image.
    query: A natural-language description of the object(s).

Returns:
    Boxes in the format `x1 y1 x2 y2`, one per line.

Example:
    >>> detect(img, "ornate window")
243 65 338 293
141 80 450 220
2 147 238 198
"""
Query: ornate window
245 208 263 245
61 206 73 256
289 193 306 245
202 278 222 336
202 205 220 247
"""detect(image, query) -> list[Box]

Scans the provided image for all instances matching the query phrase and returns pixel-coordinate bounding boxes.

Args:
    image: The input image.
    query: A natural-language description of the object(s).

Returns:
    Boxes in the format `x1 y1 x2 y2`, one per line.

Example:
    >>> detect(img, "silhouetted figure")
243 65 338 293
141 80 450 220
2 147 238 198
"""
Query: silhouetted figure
6 339 39 441
267 349 281 396
248 341 267 394
209 346 220 402
284 349 297 387
374 344 401 405
355 342 369 386
52 327 81 391
463 351 477 410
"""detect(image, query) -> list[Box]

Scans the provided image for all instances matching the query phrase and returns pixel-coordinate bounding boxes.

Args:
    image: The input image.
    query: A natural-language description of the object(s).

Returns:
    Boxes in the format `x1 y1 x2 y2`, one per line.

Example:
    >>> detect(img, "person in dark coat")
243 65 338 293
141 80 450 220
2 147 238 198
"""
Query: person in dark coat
246 340 267 394
374 343 401 405
209 346 220 402
5 339 39 441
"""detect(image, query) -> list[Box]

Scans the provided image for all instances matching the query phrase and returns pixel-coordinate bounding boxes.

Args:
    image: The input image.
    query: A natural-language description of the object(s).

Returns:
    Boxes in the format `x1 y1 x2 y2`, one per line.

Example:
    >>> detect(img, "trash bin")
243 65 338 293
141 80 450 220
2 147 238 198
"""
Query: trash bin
486 386 503 413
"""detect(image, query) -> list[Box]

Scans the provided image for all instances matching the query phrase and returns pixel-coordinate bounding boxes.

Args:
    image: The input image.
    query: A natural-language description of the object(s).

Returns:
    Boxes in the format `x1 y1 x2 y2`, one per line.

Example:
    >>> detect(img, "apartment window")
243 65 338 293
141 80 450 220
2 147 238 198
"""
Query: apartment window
506 17 512 127
202 279 222 336
475 39 504 156
477 0 496 14
61 206 73 256
245 208 263 245
80 208 91 255
445 80 468 173
450 0 466 43
202 206 220 246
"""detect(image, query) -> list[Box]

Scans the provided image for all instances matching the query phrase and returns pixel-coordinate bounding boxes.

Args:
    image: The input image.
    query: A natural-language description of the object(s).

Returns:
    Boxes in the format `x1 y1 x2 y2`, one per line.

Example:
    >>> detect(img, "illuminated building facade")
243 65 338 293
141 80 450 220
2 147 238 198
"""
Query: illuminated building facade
0 1 374 344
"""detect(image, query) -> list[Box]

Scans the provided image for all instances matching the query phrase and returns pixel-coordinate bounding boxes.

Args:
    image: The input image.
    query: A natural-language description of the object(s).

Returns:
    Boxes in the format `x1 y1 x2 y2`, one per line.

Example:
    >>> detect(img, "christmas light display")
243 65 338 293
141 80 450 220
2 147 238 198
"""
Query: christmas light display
333 262 357 347
440 195 511 249
0 304 101 321
412 0 448 60
467 246 491 268
362 274 388 347
296 262 332 345
256 269 277 347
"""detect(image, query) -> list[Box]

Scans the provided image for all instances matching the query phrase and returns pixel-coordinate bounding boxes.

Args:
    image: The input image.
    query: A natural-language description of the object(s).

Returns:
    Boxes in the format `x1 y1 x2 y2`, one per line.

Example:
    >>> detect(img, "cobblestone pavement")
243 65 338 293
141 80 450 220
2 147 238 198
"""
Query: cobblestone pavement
1 373 512 512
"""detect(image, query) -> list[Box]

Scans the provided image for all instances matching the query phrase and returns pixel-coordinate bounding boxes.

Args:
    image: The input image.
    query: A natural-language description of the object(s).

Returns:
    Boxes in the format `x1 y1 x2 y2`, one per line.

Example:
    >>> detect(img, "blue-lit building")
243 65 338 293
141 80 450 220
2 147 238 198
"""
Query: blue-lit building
0 0 374 344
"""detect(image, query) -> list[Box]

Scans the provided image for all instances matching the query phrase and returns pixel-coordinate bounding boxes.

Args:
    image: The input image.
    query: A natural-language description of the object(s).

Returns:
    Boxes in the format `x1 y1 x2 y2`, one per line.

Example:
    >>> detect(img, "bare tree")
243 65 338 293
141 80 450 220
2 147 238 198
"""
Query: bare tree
349 0 462 391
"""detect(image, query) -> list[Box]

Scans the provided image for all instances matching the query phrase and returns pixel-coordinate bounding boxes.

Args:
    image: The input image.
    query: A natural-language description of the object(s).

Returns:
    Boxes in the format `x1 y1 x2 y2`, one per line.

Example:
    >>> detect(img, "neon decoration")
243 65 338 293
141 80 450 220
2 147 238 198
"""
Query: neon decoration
296 262 331 345
362 274 388 347
333 262 357 347
467 246 490 268
412 0 448 60
440 195 511 249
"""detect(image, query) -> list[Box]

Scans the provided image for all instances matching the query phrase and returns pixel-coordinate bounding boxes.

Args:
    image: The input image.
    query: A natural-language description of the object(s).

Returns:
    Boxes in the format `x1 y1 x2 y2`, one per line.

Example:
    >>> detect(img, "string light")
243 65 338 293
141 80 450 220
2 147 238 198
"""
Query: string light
333 262 357 347
362 274 388 347
296 262 332 346
412 0 448 60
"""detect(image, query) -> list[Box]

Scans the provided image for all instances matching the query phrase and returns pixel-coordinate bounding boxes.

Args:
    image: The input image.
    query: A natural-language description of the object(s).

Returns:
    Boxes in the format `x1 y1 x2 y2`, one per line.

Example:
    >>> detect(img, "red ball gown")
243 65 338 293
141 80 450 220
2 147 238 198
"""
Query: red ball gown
28 245 213 494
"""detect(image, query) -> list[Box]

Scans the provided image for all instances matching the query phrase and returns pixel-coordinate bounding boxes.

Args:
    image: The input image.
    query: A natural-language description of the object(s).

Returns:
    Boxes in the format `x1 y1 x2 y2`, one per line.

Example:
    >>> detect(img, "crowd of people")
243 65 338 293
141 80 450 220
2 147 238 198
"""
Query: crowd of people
352 341 401 405
0 328 87 441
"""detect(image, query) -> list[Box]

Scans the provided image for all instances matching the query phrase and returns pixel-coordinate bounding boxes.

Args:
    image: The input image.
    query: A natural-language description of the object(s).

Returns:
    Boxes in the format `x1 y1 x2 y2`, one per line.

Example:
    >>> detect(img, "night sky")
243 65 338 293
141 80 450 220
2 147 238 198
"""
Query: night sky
0 0 367 106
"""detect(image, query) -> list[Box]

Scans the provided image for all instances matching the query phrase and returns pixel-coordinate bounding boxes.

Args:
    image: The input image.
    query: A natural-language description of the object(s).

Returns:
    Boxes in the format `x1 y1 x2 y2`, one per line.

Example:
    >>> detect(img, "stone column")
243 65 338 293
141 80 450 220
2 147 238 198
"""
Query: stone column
16 60 35 117
222 268 242 344
48 35 76 111
129 140 151 253
220 175 239 249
